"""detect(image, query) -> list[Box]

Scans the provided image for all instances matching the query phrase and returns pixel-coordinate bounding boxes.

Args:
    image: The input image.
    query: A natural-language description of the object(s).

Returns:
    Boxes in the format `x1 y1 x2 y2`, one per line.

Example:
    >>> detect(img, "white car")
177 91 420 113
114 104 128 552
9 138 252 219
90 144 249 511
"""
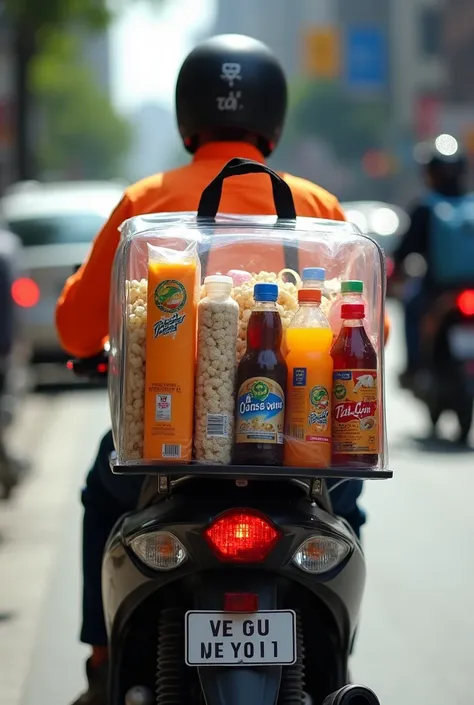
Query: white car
0 180 125 364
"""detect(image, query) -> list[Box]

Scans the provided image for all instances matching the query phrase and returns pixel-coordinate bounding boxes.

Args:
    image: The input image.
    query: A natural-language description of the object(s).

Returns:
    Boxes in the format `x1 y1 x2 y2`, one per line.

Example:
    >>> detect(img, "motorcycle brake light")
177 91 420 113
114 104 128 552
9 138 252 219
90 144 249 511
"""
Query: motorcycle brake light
12 277 40 307
224 593 259 612
386 256 394 278
204 509 281 563
457 290 474 316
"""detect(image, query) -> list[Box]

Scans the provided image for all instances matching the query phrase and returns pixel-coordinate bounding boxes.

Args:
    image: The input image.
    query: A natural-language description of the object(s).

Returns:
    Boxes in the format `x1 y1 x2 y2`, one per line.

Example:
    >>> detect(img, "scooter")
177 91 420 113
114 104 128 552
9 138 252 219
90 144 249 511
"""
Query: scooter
405 287 474 442
71 351 382 705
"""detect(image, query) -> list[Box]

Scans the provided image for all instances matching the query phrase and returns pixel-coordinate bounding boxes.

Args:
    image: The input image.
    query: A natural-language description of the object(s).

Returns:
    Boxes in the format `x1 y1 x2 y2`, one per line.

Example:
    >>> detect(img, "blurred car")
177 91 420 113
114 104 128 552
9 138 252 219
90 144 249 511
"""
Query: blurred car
341 200 410 279
0 180 125 365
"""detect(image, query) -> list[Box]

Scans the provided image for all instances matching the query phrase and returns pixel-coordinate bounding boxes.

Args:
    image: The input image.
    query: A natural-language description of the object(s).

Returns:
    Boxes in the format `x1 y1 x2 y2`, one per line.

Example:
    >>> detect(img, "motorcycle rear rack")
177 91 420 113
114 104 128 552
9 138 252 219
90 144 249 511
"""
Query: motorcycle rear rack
110 459 392 498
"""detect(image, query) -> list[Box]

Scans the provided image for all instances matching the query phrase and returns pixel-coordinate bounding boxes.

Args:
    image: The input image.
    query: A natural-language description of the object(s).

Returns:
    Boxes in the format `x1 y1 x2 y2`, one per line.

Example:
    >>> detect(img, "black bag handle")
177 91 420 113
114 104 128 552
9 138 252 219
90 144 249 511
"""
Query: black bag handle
197 157 298 275
197 157 297 221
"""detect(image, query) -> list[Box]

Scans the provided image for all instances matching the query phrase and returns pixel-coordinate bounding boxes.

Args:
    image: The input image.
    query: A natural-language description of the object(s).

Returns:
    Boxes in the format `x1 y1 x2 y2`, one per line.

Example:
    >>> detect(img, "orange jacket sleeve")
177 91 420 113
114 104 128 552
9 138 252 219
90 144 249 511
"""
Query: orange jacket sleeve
56 194 132 358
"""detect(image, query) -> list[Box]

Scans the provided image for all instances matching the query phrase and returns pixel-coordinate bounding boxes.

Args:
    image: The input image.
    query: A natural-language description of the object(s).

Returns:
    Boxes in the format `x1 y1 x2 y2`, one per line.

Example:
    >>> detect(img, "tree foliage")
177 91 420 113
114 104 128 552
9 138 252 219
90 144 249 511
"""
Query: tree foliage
285 80 390 161
31 32 131 179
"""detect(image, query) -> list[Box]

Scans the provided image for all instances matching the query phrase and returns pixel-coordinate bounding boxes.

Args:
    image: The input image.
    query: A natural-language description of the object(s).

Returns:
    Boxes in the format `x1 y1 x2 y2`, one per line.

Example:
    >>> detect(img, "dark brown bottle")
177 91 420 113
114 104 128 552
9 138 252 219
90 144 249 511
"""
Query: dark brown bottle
233 283 287 466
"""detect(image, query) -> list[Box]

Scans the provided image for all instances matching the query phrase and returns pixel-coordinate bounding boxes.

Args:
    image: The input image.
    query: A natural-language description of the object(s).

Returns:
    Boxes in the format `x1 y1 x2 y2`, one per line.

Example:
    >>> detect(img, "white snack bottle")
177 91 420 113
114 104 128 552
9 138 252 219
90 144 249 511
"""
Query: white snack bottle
302 267 326 290
194 275 239 464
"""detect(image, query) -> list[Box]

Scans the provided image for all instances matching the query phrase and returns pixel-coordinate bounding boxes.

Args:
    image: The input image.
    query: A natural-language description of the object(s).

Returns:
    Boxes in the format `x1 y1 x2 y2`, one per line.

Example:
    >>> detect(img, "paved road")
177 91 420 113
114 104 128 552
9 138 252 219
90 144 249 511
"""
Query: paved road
1 303 473 705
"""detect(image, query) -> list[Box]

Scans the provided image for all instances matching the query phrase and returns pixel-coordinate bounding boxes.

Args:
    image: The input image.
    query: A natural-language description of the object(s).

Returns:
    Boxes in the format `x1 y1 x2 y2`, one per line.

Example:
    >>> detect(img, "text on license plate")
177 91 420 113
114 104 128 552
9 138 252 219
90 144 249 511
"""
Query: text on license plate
185 610 296 666
448 326 474 360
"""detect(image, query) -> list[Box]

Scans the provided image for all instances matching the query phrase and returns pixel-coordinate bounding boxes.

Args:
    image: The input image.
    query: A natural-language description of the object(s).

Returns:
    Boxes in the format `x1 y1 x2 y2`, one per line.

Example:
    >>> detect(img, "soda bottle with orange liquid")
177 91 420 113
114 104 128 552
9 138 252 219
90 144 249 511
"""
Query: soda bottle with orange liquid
331 302 379 468
284 289 333 468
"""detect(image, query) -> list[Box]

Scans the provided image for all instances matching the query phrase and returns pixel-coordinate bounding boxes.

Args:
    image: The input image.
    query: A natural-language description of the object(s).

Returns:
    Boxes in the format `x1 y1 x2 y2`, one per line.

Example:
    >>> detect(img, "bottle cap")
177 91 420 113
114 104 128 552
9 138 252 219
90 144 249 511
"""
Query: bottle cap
204 275 233 297
302 267 325 281
204 275 233 286
298 288 322 303
254 282 278 302
341 280 363 294
341 303 365 320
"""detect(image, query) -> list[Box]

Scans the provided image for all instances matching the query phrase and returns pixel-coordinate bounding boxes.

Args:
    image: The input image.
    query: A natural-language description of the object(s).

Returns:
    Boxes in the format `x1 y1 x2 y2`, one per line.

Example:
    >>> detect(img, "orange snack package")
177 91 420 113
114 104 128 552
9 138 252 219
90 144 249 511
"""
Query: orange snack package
143 242 200 461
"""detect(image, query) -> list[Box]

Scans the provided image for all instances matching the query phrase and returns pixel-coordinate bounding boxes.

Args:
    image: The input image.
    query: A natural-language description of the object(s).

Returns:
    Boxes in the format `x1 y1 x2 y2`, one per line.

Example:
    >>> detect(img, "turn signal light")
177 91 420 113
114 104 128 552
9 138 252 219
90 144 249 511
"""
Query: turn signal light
204 509 281 563
129 531 187 571
293 535 350 574
12 277 40 307
457 290 474 316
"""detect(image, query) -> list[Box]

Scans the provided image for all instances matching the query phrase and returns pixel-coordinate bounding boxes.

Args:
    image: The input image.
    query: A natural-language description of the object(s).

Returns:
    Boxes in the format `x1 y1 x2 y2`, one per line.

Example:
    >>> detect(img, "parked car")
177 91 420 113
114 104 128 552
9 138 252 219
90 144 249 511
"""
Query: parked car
0 180 125 366
341 201 410 279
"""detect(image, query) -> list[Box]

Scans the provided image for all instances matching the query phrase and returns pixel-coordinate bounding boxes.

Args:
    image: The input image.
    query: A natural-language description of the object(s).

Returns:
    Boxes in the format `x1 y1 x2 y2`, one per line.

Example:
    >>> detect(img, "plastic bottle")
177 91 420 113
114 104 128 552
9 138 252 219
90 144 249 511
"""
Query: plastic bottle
233 283 287 466
302 267 326 290
284 289 333 468
331 303 379 469
194 275 239 464
328 280 366 337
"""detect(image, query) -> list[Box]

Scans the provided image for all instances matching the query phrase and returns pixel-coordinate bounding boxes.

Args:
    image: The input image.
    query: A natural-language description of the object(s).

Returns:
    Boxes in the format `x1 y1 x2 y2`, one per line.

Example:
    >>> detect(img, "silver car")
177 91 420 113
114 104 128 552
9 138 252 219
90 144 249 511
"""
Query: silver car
0 180 125 364
341 200 409 255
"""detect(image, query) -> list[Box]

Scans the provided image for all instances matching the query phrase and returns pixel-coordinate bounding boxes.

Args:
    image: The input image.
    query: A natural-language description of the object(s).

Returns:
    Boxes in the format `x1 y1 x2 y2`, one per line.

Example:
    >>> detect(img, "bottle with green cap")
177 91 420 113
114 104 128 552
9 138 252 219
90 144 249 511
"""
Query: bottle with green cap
329 280 367 335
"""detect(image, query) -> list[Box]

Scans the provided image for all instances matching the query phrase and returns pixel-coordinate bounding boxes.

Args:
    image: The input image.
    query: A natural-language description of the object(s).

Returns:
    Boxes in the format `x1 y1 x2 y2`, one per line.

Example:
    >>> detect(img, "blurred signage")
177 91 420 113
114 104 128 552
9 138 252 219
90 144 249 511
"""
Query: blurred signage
344 27 387 91
302 27 340 79
415 95 440 139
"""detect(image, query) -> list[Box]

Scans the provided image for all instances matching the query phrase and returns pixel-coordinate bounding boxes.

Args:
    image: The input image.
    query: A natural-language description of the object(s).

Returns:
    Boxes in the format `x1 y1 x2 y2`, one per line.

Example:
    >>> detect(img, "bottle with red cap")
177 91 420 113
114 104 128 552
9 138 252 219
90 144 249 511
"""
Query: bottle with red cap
331 302 379 468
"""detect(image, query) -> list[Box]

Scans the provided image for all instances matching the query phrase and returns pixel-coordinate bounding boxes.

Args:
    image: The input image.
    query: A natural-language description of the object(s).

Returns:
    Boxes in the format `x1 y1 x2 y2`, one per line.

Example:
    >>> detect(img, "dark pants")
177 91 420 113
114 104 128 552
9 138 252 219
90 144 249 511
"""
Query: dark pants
403 278 427 371
80 430 366 647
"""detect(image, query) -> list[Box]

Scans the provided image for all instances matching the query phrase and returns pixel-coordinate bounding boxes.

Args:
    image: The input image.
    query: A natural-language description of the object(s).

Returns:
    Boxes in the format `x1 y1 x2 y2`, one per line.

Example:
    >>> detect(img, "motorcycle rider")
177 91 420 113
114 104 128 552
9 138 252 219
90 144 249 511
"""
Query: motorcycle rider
394 135 470 387
56 34 387 705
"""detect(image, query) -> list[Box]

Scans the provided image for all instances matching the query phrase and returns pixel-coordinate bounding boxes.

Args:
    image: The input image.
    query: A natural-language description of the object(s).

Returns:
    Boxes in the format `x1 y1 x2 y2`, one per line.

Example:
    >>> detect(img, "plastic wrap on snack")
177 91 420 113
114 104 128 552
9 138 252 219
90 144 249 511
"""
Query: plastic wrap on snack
109 212 387 474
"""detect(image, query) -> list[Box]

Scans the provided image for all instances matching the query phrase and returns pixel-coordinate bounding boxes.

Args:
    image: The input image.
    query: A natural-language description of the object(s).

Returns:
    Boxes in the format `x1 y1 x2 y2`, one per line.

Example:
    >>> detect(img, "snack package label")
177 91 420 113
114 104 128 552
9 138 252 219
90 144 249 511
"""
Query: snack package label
332 369 379 454
235 377 285 445
144 259 198 462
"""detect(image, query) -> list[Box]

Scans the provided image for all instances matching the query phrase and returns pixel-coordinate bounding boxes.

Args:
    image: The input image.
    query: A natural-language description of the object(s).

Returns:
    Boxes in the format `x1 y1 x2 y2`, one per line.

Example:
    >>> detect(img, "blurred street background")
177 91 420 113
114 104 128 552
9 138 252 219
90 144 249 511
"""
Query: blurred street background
0 0 473 704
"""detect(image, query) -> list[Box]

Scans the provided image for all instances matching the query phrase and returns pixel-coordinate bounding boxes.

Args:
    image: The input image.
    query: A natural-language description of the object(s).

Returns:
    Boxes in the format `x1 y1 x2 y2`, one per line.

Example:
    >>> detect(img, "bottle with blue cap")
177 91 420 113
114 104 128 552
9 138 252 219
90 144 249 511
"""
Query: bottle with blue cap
302 267 326 290
233 282 287 466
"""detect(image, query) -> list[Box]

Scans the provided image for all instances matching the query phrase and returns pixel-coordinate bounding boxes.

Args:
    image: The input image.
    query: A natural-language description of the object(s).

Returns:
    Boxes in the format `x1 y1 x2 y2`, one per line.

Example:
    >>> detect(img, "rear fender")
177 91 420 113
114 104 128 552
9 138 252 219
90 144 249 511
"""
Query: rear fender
194 571 282 705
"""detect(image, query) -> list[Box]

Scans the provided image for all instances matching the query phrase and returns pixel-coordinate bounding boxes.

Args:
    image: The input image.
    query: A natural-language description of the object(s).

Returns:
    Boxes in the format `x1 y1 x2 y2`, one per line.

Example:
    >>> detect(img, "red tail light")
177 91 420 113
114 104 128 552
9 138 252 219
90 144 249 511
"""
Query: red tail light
12 277 40 307
204 509 281 563
457 290 474 316
386 256 394 278
97 363 108 374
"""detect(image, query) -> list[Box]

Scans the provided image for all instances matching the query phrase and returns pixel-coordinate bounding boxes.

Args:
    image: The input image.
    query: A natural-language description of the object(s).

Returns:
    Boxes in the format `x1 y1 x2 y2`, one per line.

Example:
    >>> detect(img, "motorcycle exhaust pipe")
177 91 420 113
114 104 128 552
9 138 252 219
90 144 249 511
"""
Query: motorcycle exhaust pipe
323 684 380 705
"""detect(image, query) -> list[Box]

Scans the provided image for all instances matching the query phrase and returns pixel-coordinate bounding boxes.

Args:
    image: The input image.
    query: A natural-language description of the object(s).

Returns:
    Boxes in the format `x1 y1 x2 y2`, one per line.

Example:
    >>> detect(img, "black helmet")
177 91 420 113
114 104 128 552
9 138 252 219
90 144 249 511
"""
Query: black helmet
175 34 287 156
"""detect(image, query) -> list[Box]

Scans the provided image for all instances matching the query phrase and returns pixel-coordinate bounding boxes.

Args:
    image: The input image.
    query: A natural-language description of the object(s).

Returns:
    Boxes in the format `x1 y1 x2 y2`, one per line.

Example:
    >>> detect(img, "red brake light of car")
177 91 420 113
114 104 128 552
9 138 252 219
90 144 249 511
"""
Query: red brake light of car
12 277 40 307
457 290 474 316
204 509 281 563
96 363 108 374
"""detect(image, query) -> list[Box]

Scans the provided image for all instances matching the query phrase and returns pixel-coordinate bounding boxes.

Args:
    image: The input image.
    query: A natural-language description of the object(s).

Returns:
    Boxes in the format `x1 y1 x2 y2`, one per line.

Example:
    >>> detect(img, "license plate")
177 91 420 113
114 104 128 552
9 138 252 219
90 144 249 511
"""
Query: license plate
185 610 296 667
448 326 474 360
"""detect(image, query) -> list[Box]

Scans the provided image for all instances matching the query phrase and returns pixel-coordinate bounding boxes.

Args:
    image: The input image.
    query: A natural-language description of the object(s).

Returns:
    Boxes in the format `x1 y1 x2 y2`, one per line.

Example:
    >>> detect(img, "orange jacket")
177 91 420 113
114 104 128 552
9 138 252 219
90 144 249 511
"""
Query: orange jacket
56 142 389 356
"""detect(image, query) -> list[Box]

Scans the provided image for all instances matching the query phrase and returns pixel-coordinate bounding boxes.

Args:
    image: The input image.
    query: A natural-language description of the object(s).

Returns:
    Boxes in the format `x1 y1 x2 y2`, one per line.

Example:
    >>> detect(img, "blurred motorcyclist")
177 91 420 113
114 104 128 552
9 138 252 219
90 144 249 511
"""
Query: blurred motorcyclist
393 135 470 387
56 34 386 705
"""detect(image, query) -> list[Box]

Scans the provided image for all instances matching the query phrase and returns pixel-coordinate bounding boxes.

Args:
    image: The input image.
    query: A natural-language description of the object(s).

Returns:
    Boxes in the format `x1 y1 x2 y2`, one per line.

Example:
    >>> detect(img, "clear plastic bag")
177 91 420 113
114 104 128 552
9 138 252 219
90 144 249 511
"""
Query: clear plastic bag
109 158 389 478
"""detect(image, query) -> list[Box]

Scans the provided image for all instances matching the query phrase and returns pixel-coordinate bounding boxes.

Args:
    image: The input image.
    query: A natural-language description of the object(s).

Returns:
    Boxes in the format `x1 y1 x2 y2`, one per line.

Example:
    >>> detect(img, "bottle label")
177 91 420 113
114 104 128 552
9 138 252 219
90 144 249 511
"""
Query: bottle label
235 377 285 445
288 368 331 442
332 370 379 454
